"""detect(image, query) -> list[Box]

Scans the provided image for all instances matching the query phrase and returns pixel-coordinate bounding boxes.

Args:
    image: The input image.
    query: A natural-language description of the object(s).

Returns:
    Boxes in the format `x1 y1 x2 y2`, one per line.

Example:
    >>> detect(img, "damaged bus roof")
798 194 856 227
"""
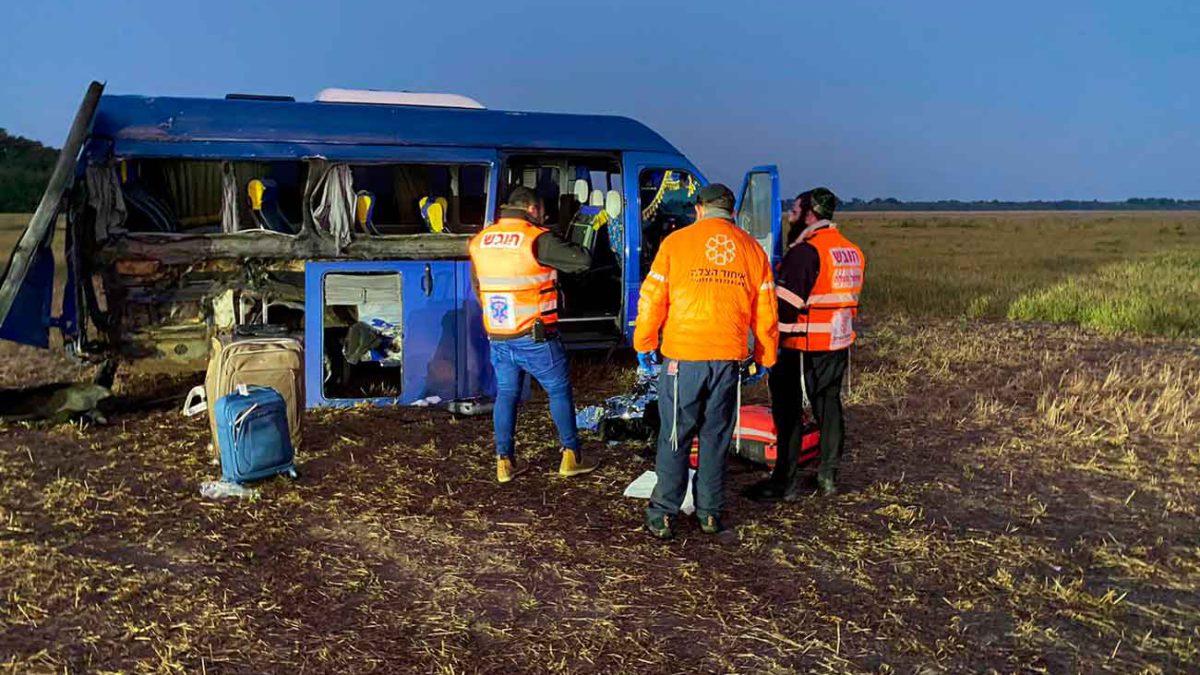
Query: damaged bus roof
91 94 683 157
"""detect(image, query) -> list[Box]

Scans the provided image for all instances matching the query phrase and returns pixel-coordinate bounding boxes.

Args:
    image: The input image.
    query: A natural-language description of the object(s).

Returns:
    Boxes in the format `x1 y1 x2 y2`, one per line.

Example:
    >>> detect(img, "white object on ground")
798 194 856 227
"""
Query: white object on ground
200 480 259 500
623 469 696 515
410 395 443 407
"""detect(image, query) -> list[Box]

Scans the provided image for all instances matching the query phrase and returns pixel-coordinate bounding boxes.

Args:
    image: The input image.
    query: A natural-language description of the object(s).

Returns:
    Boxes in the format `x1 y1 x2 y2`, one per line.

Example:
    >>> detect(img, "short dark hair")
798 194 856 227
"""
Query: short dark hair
696 183 736 212
505 186 540 209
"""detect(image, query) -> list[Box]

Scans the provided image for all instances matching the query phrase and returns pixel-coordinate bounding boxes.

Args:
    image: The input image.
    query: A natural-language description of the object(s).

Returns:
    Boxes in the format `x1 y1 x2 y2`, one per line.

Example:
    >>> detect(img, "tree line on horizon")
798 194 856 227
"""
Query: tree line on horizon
2 130 1198 214
835 196 1200 212
0 129 58 212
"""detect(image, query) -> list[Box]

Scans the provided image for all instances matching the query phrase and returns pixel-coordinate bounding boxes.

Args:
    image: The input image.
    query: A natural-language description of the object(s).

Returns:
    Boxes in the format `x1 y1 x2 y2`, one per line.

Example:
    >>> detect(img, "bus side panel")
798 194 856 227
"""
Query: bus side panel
304 260 458 408
456 260 495 401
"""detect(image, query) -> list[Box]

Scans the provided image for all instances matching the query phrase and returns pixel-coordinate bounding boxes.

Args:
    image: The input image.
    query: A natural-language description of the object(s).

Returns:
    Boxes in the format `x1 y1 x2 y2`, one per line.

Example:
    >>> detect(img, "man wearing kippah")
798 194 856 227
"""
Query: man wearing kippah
746 187 865 501
634 183 779 540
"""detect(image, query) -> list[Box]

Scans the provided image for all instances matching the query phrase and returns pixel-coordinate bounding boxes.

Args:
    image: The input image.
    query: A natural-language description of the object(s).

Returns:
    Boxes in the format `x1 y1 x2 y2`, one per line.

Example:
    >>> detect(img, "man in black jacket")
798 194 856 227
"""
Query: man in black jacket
746 187 864 500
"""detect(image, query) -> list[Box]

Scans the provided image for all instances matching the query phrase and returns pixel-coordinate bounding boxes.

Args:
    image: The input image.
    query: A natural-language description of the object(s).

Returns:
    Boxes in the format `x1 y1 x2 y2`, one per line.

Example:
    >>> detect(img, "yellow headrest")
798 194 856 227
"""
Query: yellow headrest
420 196 448 233
355 193 374 226
248 179 266 211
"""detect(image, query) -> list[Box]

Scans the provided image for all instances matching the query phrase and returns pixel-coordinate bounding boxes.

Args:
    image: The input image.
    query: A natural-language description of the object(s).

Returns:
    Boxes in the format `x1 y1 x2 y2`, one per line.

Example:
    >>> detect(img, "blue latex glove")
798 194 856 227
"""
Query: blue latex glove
743 363 770 385
636 351 660 377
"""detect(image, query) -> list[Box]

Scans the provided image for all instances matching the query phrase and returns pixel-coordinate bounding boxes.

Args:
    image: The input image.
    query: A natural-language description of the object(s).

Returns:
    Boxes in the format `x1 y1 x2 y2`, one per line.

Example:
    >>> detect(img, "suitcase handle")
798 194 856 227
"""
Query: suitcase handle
182 386 207 417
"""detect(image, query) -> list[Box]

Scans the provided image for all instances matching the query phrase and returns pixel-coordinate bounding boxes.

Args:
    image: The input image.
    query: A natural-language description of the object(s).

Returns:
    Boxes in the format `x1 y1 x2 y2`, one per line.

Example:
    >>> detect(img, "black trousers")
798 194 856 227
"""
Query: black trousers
767 348 848 487
648 359 740 520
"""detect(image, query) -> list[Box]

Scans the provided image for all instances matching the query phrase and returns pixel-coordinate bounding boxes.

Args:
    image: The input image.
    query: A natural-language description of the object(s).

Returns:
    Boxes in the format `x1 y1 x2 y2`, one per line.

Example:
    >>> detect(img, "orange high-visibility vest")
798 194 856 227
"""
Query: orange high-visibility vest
468 218 559 338
781 226 865 352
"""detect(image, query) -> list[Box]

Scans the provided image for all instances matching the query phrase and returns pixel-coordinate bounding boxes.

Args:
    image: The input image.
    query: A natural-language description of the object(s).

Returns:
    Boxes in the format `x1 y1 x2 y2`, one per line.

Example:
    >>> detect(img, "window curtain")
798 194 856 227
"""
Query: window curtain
310 161 354 249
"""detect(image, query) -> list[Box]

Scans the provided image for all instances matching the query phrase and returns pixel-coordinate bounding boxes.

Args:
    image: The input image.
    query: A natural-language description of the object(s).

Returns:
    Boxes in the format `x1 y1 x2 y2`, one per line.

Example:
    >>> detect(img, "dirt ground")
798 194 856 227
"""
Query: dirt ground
1 318 1197 674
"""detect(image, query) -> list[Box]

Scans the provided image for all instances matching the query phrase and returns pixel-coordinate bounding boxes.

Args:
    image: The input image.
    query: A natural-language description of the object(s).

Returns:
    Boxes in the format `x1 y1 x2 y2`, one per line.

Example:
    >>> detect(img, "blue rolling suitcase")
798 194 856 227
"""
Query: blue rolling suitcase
214 385 298 484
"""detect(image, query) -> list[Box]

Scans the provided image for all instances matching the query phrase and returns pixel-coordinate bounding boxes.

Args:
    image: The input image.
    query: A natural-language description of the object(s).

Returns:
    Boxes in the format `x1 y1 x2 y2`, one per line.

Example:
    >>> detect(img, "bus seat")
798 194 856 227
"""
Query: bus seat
119 160 177 233
248 179 295 234
420 196 449 233
567 204 609 251
355 190 381 235
573 179 590 205
589 189 604 207
605 189 622 219
522 168 538 188
558 193 580 232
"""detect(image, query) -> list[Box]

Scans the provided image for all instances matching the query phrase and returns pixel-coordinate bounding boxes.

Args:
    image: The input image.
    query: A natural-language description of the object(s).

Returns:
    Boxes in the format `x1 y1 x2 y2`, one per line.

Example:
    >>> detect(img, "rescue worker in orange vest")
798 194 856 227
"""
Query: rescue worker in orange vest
468 187 598 483
746 187 864 500
634 184 779 540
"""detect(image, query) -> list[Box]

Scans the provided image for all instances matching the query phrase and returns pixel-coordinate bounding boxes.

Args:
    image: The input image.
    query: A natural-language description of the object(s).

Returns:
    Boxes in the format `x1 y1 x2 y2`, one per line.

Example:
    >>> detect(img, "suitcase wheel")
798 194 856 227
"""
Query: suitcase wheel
285 467 300 480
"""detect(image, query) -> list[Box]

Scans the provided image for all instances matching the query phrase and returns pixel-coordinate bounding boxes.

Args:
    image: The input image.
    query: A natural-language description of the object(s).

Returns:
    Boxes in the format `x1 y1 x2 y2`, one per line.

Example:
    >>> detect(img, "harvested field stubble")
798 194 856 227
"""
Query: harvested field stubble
1 211 1199 672
2 318 1199 673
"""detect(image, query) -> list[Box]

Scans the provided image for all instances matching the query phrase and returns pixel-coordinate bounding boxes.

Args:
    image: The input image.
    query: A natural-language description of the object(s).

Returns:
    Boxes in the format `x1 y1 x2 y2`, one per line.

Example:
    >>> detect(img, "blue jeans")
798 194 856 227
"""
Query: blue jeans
489 335 580 458
647 359 739 520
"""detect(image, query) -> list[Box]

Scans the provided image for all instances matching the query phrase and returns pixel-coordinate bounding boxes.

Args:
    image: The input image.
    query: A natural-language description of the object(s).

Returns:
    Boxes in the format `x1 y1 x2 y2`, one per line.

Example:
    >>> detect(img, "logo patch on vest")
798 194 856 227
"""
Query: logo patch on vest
481 232 524 249
830 309 854 350
485 293 517 331
829 247 862 267
705 234 737 266
833 268 863 289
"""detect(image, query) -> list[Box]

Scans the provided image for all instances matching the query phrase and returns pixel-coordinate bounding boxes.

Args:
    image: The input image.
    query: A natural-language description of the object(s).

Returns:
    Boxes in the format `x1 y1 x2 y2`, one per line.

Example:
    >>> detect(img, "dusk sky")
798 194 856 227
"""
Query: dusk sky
3 0 1197 201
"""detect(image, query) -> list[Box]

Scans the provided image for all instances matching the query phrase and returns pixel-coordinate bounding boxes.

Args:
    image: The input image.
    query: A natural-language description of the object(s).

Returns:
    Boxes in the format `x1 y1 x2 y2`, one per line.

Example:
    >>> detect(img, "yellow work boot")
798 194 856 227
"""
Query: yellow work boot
496 456 529 484
558 448 598 477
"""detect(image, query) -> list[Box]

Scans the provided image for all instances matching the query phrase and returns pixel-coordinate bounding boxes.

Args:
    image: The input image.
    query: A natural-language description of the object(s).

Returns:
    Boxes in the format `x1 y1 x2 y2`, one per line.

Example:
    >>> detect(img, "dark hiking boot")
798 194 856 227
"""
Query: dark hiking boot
818 476 838 496
700 514 724 535
742 479 786 503
700 514 739 546
644 513 675 540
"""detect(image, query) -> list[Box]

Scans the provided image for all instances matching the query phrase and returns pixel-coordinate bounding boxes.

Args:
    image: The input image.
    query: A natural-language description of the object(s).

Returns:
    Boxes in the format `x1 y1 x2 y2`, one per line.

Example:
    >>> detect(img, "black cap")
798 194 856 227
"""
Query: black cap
696 183 736 210
505 186 539 209
798 187 838 218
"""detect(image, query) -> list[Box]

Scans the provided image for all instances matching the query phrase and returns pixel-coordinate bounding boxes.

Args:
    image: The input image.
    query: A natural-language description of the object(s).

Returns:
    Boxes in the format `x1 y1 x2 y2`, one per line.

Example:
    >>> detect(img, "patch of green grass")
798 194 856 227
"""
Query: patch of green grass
844 211 1200 335
1008 251 1200 337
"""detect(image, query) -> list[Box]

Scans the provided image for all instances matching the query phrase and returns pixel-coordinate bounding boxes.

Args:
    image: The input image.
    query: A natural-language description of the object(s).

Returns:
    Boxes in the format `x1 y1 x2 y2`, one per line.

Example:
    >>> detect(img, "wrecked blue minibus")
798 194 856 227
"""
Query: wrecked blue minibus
0 82 783 408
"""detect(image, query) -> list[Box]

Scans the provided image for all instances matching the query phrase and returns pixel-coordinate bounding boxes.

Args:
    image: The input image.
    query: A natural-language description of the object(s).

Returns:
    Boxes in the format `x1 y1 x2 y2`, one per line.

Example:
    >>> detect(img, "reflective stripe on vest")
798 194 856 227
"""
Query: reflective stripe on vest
468 218 559 337
781 225 864 351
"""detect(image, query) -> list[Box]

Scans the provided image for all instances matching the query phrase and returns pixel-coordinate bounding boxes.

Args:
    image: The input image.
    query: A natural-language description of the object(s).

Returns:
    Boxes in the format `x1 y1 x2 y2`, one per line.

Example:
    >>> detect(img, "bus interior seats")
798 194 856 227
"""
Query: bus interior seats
354 190 380 235
552 178 587 232
119 161 177 233
521 168 538 188
605 189 622 220
604 189 623 251
589 189 604 207
419 196 449 233
573 178 590 205
556 194 577 233
248 179 296 234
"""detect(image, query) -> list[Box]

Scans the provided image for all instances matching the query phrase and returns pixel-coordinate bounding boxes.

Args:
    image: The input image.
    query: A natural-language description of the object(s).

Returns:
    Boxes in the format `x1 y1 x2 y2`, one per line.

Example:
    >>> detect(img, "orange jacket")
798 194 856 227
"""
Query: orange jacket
633 217 779 366
468 218 558 338
779 224 865 351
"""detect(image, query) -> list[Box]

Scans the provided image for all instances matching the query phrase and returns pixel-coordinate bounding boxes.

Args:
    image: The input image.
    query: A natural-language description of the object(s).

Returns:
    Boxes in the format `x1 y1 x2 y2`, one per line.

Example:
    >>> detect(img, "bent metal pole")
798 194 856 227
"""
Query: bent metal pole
0 81 105 326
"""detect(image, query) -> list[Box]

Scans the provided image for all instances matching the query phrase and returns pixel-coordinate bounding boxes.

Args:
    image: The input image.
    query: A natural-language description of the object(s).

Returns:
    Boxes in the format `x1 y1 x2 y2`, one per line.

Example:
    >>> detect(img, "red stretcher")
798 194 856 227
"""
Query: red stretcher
690 405 819 469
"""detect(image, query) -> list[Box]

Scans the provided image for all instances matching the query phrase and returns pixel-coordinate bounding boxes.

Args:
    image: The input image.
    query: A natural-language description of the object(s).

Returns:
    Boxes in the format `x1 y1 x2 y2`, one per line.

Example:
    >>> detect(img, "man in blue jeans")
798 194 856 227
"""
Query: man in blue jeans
468 187 599 483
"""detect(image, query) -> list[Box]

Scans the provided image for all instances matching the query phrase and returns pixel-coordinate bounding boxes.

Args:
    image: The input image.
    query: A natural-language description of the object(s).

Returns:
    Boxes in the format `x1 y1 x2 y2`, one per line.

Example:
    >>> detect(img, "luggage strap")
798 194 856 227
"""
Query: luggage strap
232 402 260 450
182 386 207 417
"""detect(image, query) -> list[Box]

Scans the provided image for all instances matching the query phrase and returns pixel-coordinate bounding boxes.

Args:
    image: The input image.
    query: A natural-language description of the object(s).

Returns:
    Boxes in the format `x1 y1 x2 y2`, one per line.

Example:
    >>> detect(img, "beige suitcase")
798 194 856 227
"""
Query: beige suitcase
203 336 304 452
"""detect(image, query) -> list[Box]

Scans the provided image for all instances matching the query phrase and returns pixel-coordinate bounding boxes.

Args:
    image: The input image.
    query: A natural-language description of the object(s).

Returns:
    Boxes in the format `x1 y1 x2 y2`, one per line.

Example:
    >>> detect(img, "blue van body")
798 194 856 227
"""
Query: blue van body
0 84 782 408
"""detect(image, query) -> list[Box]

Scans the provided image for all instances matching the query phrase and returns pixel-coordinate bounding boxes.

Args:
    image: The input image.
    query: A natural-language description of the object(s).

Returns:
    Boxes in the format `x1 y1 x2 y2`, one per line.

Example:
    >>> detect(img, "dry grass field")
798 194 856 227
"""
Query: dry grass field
1 212 1198 673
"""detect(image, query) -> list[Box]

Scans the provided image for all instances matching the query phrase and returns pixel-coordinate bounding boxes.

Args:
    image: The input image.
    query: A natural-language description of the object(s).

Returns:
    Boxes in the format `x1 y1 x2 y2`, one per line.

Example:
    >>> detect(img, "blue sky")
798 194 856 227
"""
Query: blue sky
2 0 1197 200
